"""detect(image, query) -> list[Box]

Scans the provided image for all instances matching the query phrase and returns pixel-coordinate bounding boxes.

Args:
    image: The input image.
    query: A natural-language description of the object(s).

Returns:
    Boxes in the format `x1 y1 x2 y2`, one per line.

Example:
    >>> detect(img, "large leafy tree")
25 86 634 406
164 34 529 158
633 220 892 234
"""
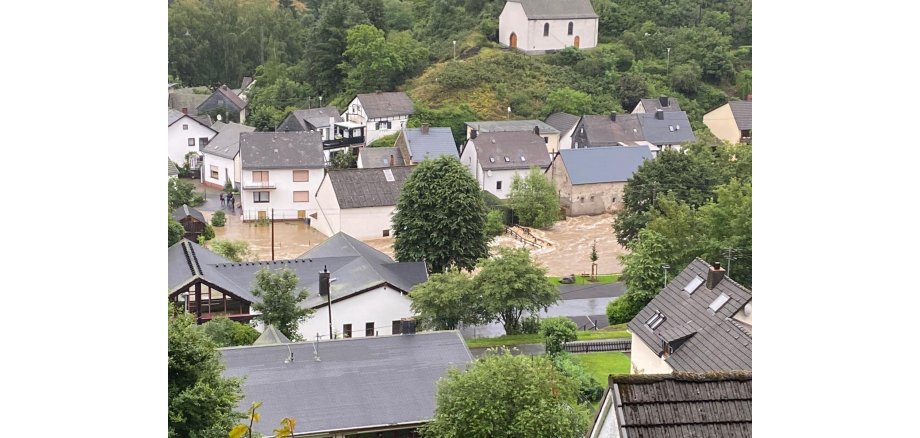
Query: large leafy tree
545 87 593 116
169 215 186 246
393 155 489 273
409 270 484 330
304 0 370 95
339 25 429 95
208 239 253 262
198 317 261 347
422 351 590 438
250 267 314 341
508 167 560 229
168 309 243 438
474 248 559 335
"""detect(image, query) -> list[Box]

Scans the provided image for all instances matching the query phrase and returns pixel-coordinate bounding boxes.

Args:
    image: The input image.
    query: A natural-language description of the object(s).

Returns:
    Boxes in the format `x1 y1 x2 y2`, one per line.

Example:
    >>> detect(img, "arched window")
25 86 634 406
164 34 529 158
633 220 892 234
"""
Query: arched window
568 22 574 35
544 23 549 36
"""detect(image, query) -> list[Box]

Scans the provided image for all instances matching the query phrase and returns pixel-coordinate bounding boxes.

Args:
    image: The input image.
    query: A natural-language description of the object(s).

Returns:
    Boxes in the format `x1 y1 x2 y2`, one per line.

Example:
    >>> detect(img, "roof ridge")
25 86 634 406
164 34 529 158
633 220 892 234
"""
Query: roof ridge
610 370 751 385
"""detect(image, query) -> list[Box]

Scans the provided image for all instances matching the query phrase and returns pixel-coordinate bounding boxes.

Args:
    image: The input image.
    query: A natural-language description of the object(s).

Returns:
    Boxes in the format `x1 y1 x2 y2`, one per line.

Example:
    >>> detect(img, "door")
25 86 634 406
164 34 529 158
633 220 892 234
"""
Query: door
510 32 517 48
574 36 580 48
297 210 306 220
257 210 267 220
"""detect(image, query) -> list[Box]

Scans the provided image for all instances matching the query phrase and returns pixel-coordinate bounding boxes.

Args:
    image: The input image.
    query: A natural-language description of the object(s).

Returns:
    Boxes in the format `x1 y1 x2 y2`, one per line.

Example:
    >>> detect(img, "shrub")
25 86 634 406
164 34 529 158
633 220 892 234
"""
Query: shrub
606 295 647 325
198 317 260 347
169 216 185 246
520 314 541 335
202 223 215 241
540 316 578 356
211 210 227 227
484 210 506 239
209 239 252 262
551 352 604 403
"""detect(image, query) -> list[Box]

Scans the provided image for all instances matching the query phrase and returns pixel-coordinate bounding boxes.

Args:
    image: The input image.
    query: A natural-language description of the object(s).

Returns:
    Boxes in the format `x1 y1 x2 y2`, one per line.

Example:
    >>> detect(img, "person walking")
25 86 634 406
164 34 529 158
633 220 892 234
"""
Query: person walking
219 192 225 207
228 193 234 210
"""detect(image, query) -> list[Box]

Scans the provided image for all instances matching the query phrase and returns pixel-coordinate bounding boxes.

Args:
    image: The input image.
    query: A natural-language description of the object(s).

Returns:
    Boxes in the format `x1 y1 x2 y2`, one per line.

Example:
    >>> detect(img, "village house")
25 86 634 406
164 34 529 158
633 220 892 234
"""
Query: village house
571 110 696 155
168 109 217 167
171 204 208 242
395 124 458 165
312 167 413 240
357 146 404 169
220 331 472 437
238 131 326 221
499 0 598 53
341 91 415 144
276 107 343 141
704 99 752 144
199 121 256 190
546 146 652 216
168 239 257 324
459 131 552 199
631 96 682 114
628 259 752 375
544 112 580 151
465 119 560 155
197 84 248 124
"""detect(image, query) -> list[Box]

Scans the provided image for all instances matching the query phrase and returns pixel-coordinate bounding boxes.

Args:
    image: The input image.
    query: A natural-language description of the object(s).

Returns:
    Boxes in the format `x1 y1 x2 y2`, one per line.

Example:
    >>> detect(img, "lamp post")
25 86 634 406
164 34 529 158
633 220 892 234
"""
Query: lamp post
319 96 323 108
660 263 670 289
666 47 671 85
453 40 457 60
507 106 511 120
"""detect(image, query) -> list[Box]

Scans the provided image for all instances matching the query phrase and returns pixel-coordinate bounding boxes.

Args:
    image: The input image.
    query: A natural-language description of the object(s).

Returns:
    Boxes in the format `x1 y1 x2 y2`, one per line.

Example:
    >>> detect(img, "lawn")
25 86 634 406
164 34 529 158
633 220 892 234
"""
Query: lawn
547 274 619 285
466 327 630 348
575 352 631 385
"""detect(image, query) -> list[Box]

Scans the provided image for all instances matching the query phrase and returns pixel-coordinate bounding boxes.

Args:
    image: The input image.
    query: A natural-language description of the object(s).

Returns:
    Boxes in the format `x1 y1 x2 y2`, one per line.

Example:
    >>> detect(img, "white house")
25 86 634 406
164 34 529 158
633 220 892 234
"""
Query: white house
200 121 256 190
341 91 415 144
168 109 216 166
543 112 580 151
459 131 552 199
498 0 599 53
238 131 326 221
313 167 413 240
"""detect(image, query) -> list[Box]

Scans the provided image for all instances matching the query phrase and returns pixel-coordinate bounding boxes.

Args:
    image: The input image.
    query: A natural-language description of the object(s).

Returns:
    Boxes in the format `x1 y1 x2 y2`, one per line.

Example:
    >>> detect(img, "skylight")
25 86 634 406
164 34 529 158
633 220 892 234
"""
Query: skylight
489 157 496 163
645 311 666 330
683 276 704 294
709 293 731 312
383 169 395 182
668 126 675 132
504 156 511 162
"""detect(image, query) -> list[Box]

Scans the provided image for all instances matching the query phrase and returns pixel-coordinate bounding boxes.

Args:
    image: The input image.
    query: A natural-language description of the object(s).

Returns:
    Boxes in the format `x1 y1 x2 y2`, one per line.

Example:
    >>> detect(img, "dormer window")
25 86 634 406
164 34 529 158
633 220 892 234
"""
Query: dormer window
645 311 666 329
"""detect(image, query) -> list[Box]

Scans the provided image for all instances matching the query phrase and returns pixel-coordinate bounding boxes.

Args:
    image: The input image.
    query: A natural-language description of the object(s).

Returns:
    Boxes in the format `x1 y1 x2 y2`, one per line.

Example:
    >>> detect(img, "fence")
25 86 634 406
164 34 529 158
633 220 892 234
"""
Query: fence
239 209 314 222
563 339 631 353
505 226 551 249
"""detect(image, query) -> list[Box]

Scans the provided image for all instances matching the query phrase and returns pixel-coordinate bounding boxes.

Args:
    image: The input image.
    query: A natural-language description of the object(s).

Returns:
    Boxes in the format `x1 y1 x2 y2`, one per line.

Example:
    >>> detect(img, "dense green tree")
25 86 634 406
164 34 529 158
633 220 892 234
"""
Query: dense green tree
209 239 253 262
484 209 506 239
551 352 604 403
408 104 477 145
545 87 593 117
607 229 676 324
697 179 752 286
670 61 703 96
340 25 403 93
616 73 649 112
422 351 590 438
474 248 559 335
330 150 357 169
250 267 314 341
169 215 186 246
168 309 243 438
409 270 484 330
246 60 314 131
393 155 489 273
508 167 560 229
540 316 578 356
304 0 370 94
169 179 202 209
198 317 261 347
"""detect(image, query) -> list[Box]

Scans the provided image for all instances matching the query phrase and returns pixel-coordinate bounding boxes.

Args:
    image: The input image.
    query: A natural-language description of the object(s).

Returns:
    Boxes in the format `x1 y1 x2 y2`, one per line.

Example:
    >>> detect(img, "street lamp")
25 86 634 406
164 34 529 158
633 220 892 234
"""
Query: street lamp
660 264 670 289
666 47 671 83
507 106 511 120
319 96 323 108
453 40 457 60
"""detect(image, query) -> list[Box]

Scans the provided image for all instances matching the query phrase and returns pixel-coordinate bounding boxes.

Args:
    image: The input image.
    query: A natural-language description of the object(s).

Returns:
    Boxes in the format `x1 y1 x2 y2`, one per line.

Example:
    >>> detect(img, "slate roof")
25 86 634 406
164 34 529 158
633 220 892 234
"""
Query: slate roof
240 132 325 169
465 119 560 135
325 167 413 209
556 146 652 184
636 112 696 145
168 159 179 177
356 92 415 119
172 204 206 224
168 92 207 115
628 259 752 373
215 85 247 110
637 97 682 113
167 239 259 303
358 147 404 168
599 371 752 438
252 325 292 346
168 109 184 126
403 127 458 161
728 100 752 130
470 132 553 170
220 331 473 436
577 112 695 146
192 114 213 126
544 112 580 134
201 122 256 159
287 107 343 130
509 0 598 19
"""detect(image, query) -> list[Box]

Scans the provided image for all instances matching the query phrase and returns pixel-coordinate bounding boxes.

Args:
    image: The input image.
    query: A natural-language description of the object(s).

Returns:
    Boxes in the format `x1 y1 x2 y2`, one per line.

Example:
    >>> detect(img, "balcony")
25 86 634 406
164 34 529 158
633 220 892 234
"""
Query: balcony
241 180 276 190
323 135 365 150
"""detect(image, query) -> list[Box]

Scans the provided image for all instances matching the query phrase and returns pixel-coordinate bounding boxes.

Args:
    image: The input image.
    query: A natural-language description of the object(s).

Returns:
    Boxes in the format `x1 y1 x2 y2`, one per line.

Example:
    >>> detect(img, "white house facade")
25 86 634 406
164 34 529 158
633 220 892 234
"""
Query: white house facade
313 167 413 239
200 122 256 189
544 112 581 152
168 109 216 166
239 132 326 221
300 285 414 340
341 92 415 144
460 131 552 199
499 0 599 53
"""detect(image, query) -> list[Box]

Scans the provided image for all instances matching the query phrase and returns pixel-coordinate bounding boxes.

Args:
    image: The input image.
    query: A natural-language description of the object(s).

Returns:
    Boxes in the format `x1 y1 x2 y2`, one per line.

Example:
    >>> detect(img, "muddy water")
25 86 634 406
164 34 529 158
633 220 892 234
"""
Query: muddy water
205 210 331 260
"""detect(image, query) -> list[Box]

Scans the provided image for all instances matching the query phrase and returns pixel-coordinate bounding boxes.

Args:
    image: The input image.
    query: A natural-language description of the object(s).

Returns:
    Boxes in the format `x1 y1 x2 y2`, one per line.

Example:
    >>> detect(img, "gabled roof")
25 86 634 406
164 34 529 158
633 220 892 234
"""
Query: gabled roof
544 112 580 134
286 107 343 130
172 204 206 223
220 331 473 437
201 122 256 160
168 109 184 126
556 146 651 184
240 132 325 169
728 100 752 130
465 119 560 135
628 259 752 373
403 127 458 161
597 371 752 438
191 114 213 127
168 92 208 115
167 239 256 303
577 112 696 146
358 147 404 169
355 92 415 119
508 0 598 19
470 132 553 170
325 167 413 209
252 325 292 346
637 97 682 113
636 111 696 145
168 159 179 177
207 85 247 110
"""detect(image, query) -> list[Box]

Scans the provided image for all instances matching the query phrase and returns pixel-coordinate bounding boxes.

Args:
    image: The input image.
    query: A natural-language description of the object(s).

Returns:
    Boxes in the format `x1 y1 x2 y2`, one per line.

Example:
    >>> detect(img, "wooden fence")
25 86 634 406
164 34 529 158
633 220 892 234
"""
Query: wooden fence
563 339 632 353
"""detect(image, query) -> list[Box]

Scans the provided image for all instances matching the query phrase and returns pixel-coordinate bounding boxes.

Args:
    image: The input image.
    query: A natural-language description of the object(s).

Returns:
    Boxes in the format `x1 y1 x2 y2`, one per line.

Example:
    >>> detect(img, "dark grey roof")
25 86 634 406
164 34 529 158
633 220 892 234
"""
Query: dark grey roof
172 204 206 223
356 92 415 119
470 132 553 170
201 122 256 159
358 147 405 169
544 112 580 134
557 282 625 300
167 239 254 303
577 112 695 146
636 111 696 145
291 107 343 129
168 159 179 177
168 109 184 126
603 371 752 438
325 167 413 209
465 120 560 135
637 97 682 113
403 127 458 161
192 114 213 126
168 92 207 115
509 0 598 19
252 325 292 346
557 146 652 184
220 331 473 436
728 100 752 130
628 259 752 373
240 132 325 169
214 85 247 110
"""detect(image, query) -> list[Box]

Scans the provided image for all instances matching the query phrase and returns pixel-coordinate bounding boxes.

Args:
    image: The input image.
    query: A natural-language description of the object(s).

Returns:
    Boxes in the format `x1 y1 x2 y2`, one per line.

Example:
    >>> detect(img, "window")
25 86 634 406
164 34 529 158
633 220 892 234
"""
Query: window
199 137 209 146
645 311 666 330
383 168 395 182
376 121 392 130
252 171 269 182
568 22 574 35
709 293 731 312
544 23 550 36
293 170 309 182
293 191 309 203
253 191 270 203
496 181 502 190
392 320 402 335
343 324 352 338
544 137 548 143
684 276 704 294
187 138 195 146
210 165 219 180
365 322 375 337
182 124 189 130
383 229 390 237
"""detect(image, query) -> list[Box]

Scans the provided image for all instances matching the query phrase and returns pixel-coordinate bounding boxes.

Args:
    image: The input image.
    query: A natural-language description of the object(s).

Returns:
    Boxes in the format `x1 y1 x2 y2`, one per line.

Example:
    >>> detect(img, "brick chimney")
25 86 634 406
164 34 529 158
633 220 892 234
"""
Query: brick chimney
610 112 617 122
533 125 540 136
389 154 395 167
655 109 664 120
421 123 430 134
659 96 669 107
181 107 188 115
706 262 726 290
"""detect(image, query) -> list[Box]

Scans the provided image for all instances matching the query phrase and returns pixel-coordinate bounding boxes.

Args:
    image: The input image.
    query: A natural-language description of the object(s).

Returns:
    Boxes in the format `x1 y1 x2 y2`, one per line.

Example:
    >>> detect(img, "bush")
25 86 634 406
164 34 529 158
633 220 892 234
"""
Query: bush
484 210 506 238
551 352 604 403
209 239 252 262
606 295 647 325
520 315 541 334
540 316 578 356
368 132 399 147
197 317 260 347
169 216 185 246
211 210 227 227
201 223 215 241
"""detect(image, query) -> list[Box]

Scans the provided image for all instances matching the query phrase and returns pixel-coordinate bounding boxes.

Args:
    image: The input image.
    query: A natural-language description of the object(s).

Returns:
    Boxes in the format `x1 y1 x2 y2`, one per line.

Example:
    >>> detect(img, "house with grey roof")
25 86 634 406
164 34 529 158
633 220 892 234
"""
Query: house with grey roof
238 131 326 221
168 158 179 179
220 331 472 437
200 121 256 190
628 259 752 375
395 124 458 165
572 110 696 155
313 167 413 240
588 371 752 438
168 108 217 166
546 146 652 216
459 131 553 199
499 0 598 53
172 204 208 242
197 85 248 124
465 119 561 155
276 106 343 141
168 88 209 116
631 96 683 114
357 146 404 169
168 239 257 323
544 112 580 151
704 99 752 144
341 91 415 144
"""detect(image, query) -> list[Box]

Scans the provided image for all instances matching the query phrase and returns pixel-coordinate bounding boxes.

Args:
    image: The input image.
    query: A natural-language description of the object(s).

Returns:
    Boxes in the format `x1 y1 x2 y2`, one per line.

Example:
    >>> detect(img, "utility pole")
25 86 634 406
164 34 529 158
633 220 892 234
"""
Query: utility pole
271 208 275 260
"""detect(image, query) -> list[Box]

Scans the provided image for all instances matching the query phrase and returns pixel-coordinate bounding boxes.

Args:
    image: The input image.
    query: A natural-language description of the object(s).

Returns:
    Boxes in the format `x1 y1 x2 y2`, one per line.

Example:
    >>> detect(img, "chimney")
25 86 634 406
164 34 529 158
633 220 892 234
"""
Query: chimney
470 129 478 139
220 84 229 91
706 262 726 290
389 154 395 167
421 123 430 134
746 94 752 101
181 107 188 115
655 109 664 120
533 125 540 136
659 96 669 107
401 317 417 335
609 112 617 122
319 266 331 297
661 340 670 358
